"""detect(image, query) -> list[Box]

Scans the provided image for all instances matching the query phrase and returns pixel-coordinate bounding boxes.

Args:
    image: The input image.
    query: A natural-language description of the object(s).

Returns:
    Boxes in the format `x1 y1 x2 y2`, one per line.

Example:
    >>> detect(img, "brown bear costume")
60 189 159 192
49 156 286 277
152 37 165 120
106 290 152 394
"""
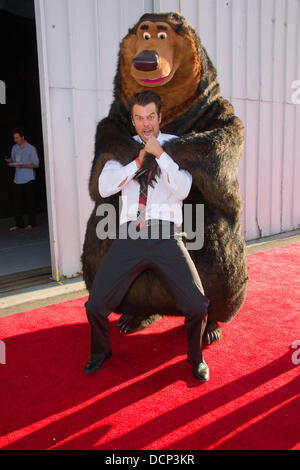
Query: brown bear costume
81 12 248 344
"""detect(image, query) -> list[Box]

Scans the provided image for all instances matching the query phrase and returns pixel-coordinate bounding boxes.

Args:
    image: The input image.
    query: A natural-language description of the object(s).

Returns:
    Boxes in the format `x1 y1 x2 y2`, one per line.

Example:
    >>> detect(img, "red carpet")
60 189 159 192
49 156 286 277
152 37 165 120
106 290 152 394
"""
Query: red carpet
0 242 299 450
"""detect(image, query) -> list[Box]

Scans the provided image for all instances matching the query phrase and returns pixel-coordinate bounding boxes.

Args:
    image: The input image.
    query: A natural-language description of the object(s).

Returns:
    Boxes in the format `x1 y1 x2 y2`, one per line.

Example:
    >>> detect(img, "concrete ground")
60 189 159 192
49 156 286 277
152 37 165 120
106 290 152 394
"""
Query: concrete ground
0 229 299 318
0 213 51 277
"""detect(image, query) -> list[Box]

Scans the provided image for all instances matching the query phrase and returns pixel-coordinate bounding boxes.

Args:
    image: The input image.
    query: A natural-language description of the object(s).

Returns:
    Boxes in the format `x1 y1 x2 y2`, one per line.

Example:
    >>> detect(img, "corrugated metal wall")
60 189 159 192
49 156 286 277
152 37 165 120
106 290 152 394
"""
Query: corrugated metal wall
35 0 154 278
35 0 300 278
167 0 300 240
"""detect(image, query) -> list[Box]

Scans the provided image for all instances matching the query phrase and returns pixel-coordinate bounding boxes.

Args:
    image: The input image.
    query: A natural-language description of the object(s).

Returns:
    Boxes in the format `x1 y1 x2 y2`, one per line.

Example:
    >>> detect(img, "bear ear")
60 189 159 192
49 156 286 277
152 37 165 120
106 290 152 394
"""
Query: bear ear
128 25 137 35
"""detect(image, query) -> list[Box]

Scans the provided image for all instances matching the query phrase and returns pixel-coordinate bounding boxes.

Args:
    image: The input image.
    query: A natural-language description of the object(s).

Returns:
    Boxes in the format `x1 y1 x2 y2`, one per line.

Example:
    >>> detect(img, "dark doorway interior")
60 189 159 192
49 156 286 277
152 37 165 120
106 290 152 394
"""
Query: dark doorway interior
0 0 51 292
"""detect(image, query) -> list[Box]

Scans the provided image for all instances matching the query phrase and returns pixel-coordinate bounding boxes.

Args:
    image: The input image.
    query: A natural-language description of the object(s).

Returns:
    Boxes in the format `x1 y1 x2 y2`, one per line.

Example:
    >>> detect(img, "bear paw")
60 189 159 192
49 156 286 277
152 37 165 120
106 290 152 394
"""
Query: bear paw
204 321 222 345
116 314 162 334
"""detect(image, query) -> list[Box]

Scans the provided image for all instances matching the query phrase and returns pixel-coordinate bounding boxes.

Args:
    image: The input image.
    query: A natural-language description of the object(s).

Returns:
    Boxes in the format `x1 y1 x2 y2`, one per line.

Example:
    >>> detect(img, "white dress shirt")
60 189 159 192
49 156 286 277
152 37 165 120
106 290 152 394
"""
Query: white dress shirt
98 132 192 227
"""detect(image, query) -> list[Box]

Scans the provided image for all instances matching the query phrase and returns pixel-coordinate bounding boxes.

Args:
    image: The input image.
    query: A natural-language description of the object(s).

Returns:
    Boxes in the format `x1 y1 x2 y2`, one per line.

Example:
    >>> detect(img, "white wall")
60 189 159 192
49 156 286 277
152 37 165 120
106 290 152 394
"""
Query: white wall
35 0 300 278
35 0 153 278
182 0 300 240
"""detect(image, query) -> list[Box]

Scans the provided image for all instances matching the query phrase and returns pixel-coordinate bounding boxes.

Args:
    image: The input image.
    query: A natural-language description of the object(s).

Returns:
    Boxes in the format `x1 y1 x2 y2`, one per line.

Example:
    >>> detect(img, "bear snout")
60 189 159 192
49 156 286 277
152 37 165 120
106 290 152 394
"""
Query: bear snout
132 50 159 71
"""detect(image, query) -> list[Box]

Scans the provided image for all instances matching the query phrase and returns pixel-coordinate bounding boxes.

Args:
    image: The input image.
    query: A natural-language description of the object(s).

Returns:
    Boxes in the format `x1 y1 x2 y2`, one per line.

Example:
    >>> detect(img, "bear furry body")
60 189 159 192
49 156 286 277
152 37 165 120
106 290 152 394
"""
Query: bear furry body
81 12 248 325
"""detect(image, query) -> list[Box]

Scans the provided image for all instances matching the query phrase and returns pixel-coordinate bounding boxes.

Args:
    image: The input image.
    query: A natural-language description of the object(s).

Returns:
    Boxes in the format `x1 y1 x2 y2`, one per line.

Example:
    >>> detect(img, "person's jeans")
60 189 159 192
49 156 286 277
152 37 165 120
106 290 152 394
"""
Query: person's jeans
13 180 36 227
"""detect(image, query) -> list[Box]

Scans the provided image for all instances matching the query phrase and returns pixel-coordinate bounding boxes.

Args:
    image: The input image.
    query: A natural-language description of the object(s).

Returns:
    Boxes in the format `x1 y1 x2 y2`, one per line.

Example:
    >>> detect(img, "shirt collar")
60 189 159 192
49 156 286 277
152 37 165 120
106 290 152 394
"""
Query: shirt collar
17 141 28 149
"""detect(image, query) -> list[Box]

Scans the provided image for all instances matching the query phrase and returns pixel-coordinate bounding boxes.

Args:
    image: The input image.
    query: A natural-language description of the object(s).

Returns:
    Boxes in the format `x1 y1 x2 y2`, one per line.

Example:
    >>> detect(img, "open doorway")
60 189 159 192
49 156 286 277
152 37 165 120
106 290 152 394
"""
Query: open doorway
0 0 51 293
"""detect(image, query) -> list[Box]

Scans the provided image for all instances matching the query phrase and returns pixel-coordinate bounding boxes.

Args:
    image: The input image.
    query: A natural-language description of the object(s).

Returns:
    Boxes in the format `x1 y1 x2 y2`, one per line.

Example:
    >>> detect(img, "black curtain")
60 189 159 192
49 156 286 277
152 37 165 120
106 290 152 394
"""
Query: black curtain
0 0 35 19
0 2 47 218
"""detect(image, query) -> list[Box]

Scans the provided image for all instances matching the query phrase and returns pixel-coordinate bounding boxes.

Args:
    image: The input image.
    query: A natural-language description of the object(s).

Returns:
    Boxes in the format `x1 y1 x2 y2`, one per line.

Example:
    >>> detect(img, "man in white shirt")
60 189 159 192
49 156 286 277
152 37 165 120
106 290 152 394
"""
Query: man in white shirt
84 91 210 381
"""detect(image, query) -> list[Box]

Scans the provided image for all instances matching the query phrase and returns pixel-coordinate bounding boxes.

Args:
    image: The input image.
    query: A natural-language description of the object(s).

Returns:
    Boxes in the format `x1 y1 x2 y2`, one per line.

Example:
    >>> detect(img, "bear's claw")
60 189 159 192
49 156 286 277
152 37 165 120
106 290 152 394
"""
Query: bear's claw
203 321 222 345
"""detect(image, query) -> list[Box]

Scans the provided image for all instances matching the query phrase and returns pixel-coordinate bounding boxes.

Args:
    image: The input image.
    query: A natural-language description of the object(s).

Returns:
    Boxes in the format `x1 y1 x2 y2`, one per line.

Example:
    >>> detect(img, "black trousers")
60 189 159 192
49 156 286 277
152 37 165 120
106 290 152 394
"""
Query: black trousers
85 222 210 364
13 180 36 227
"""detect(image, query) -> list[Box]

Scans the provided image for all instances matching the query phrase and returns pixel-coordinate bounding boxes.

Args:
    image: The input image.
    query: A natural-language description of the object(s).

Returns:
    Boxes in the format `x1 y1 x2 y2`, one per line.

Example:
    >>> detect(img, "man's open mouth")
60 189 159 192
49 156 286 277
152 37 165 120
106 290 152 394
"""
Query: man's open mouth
143 130 153 137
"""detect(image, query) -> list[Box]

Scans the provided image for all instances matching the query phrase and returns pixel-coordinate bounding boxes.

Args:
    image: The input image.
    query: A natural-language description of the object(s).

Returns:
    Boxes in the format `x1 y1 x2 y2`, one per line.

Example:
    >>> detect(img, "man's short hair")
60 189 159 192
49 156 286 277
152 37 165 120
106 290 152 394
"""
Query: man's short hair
129 91 162 116
12 127 25 137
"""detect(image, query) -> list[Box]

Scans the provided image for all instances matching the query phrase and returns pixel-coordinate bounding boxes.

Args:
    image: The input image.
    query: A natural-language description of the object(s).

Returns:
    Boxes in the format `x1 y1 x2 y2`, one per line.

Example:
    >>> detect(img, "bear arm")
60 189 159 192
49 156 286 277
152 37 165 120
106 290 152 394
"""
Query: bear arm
162 120 244 217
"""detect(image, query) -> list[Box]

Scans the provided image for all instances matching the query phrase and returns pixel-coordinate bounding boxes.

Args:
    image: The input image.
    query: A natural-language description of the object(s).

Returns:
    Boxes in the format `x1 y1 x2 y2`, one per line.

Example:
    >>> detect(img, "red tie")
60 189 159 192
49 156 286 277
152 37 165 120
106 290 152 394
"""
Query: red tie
136 175 148 229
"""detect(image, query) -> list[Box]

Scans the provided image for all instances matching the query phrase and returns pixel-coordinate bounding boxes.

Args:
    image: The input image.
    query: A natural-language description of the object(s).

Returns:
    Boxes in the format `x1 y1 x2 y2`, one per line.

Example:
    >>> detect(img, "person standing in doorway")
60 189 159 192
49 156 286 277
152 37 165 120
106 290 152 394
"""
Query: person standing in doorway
4 128 39 231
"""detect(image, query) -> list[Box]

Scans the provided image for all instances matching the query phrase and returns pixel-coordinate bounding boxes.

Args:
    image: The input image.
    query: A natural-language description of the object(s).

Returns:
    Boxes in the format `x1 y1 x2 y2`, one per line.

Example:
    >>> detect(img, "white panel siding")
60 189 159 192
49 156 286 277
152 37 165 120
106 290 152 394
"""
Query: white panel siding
246 100 261 240
181 0 300 240
282 0 298 232
43 0 72 88
215 0 233 99
153 0 180 13
35 0 154 278
257 1 272 238
35 0 300 277
294 9 300 230
48 86 82 275
189 0 217 62
231 0 247 101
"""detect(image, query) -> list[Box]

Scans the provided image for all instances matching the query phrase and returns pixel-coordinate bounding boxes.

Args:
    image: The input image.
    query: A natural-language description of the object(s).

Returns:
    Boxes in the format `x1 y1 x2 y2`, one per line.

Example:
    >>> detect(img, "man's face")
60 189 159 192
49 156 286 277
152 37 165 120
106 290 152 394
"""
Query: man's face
131 102 161 143
13 133 25 146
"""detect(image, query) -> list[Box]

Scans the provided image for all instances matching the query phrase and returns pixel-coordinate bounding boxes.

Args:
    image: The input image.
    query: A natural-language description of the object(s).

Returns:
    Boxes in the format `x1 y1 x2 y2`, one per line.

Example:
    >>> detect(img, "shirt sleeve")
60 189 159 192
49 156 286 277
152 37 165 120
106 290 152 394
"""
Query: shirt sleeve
98 160 138 198
156 151 192 200
30 147 39 167
11 146 16 161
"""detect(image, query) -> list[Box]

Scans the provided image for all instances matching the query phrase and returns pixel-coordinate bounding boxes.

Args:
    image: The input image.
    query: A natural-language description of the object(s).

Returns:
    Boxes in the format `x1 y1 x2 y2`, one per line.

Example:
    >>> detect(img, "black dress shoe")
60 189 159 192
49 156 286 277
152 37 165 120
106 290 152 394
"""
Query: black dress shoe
83 352 112 374
192 360 209 382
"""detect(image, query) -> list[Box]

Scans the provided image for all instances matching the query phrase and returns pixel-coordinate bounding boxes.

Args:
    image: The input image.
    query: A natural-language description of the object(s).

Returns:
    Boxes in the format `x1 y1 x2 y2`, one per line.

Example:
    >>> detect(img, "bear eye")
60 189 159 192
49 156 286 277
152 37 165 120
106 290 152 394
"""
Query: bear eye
143 32 151 40
158 32 167 39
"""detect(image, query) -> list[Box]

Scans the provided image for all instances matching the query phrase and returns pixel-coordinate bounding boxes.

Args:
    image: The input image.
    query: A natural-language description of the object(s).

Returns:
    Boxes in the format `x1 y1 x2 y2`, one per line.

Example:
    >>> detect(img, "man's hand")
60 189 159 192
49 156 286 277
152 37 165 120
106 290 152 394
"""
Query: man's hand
144 136 164 159
138 148 147 165
4 157 12 163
